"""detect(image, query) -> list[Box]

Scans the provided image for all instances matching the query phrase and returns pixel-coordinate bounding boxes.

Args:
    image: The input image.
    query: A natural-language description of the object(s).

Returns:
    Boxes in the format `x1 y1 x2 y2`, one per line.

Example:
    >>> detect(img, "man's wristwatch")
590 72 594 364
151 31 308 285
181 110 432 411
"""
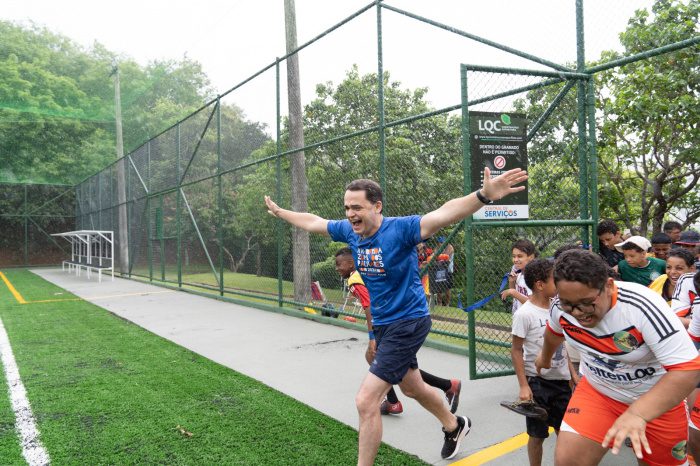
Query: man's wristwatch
476 189 493 204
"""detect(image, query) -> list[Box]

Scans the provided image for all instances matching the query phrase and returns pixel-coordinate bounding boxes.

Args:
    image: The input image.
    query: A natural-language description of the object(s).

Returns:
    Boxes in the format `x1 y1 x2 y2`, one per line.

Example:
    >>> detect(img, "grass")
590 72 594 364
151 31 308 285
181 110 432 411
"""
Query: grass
0 269 427 465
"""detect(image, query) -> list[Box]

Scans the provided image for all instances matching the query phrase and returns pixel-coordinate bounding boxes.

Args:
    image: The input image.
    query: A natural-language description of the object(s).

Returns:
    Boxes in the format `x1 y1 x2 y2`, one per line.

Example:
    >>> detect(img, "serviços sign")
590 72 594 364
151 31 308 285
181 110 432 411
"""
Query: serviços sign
469 111 529 220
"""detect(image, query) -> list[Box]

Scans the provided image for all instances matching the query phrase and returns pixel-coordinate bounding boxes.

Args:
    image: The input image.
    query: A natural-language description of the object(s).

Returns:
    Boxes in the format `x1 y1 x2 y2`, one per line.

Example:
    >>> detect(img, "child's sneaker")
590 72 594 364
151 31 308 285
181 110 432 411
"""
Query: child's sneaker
441 416 471 459
380 399 403 415
445 379 462 414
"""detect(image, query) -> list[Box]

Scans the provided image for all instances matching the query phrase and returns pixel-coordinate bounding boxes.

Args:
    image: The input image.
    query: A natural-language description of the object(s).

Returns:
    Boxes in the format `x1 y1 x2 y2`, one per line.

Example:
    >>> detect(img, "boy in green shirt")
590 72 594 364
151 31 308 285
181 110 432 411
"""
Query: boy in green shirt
614 235 666 286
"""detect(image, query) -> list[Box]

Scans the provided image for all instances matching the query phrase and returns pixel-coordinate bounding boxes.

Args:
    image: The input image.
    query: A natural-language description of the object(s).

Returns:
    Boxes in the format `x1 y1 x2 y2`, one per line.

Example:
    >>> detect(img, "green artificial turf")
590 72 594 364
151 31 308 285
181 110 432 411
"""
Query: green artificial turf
0 269 427 465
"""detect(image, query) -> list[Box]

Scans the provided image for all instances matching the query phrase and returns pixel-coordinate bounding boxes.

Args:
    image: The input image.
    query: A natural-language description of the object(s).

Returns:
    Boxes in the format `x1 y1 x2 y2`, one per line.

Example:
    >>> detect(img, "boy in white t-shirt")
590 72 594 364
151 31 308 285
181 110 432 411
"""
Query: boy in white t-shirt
511 258 575 466
502 238 538 312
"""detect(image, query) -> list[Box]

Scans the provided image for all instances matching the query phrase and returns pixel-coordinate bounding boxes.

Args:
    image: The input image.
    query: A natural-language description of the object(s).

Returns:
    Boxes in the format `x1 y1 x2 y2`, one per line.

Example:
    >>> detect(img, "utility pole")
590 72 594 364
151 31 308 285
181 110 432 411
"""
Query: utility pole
284 0 310 304
112 64 129 275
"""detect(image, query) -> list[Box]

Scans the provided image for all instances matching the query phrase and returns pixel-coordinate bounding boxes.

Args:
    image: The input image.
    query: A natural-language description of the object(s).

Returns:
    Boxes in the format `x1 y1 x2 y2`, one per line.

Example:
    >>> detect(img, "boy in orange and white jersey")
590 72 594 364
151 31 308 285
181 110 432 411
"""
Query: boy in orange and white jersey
536 249 700 466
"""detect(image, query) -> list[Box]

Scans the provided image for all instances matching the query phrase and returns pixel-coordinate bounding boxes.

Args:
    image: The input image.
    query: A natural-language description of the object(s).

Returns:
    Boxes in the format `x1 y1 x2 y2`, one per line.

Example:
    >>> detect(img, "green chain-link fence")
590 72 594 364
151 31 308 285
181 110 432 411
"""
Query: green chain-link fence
0 182 75 266
3 1 697 379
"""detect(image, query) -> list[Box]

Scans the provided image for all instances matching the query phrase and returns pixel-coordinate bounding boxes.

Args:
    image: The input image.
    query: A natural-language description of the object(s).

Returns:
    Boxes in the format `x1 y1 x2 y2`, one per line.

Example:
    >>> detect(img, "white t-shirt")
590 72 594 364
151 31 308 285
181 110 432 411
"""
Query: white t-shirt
511 270 532 313
513 300 570 379
548 281 700 404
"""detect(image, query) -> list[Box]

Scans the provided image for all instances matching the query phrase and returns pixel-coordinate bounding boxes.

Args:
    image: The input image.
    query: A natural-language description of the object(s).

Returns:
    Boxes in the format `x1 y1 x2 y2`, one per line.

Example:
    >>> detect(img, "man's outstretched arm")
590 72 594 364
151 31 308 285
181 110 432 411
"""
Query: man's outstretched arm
420 167 527 239
264 195 330 236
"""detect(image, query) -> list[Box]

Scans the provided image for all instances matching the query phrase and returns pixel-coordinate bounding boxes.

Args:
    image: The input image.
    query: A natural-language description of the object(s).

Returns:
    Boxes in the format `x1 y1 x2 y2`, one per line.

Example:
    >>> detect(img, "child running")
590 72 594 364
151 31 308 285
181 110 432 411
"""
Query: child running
511 258 574 466
536 249 700 465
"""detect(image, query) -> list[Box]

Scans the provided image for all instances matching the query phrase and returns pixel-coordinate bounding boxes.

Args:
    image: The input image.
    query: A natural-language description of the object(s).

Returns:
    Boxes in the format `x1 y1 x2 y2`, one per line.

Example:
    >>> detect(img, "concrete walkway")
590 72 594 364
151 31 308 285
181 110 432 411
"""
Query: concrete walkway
32 269 635 465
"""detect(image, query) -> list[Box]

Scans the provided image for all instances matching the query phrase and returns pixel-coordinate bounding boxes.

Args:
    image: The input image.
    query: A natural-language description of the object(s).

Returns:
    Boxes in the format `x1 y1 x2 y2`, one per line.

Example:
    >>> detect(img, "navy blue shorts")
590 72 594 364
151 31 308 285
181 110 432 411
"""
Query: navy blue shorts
370 316 431 385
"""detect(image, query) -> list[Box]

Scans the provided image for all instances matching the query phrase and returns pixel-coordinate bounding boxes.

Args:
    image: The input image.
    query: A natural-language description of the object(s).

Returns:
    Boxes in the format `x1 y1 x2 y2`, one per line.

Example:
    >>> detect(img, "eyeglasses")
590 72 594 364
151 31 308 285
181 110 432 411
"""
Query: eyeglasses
558 286 605 315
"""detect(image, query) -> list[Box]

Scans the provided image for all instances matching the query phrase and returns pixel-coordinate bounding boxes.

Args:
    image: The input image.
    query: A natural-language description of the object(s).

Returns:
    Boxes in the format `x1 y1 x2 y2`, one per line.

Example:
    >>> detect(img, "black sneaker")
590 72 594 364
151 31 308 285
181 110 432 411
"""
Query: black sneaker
441 415 471 459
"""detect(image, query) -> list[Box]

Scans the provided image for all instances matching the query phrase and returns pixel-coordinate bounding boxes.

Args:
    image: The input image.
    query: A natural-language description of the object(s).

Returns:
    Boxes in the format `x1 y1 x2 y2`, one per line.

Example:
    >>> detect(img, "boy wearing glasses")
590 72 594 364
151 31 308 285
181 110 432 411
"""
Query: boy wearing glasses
536 249 700 466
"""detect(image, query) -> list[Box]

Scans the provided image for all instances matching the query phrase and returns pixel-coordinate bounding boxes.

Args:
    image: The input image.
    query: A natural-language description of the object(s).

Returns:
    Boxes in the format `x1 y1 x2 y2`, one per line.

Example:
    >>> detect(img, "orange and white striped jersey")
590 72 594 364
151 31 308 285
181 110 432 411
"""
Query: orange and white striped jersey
547 281 700 404
674 272 698 324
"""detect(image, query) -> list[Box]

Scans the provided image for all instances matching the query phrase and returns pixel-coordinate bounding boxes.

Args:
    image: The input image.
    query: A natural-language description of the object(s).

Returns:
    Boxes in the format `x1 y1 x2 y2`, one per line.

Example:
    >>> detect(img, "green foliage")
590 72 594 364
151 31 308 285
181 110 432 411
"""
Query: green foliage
594 0 700 232
516 0 699 234
0 20 214 185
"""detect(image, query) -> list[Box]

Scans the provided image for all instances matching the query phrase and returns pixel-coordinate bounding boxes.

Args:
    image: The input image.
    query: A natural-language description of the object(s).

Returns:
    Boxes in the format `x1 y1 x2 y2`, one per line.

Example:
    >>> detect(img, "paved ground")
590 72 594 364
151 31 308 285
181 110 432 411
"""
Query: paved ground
32 269 636 465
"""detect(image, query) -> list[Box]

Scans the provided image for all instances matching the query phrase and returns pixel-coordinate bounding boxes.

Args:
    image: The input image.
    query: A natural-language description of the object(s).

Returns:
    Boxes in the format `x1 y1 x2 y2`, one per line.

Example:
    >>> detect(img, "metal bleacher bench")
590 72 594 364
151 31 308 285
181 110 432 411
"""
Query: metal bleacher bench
51 230 114 282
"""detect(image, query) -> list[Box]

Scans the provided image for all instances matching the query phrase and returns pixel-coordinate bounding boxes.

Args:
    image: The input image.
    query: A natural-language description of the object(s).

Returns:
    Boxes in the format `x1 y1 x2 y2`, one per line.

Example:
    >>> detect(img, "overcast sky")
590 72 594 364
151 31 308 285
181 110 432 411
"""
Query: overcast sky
4 0 653 131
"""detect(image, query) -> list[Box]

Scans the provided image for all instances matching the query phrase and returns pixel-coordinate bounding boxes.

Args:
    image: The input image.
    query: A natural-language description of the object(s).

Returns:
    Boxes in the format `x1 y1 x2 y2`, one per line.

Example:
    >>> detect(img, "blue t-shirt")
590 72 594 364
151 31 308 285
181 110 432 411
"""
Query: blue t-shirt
327 216 429 326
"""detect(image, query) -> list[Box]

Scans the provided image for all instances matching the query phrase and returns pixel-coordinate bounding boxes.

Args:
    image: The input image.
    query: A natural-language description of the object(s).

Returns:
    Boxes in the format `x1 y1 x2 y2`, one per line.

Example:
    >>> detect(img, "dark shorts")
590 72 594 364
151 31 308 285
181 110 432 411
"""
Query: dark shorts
370 316 431 385
526 376 572 438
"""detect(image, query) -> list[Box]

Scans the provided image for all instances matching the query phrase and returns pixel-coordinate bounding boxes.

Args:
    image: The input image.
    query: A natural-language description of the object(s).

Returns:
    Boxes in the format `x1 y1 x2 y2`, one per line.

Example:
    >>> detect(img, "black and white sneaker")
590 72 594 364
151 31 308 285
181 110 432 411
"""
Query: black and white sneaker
441 415 471 459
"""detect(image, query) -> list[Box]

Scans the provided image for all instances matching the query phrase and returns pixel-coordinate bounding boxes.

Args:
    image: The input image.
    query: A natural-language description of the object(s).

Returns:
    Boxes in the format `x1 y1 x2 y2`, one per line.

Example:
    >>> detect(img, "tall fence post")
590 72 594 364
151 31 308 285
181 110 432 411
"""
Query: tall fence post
276 58 284 308
177 124 182 287
376 0 387 209
217 99 224 297
576 0 589 245
587 78 600 251
460 64 477 379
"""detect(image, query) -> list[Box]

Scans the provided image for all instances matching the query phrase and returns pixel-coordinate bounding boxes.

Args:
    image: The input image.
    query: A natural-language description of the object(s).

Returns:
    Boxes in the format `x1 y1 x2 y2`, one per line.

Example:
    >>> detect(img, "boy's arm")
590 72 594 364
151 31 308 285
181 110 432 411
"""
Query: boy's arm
502 289 528 304
420 167 527 239
535 326 565 373
510 335 533 401
264 196 330 235
568 355 579 386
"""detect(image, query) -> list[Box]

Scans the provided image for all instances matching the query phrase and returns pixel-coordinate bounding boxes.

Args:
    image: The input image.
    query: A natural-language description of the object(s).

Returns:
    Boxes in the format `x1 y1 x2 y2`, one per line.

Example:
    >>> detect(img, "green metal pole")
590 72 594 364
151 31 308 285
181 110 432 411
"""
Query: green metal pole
376 1 386 210
217 99 224 296
160 195 165 281
276 58 283 308
587 78 600 252
147 142 153 281
177 124 182 287
576 0 589 246
461 64 477 380
24 185 28 266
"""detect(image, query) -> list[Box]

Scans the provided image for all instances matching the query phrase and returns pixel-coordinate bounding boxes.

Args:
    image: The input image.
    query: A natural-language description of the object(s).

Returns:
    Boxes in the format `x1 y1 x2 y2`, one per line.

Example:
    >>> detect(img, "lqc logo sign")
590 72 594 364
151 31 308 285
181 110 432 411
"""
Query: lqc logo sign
477 114 512 134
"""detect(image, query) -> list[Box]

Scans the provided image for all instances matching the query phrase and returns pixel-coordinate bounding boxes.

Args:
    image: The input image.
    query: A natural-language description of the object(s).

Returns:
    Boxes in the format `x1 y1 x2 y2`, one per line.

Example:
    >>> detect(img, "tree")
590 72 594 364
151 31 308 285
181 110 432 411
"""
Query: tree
595 0 700 233
284 0 311 304
514 0 699 234
0 20 214 185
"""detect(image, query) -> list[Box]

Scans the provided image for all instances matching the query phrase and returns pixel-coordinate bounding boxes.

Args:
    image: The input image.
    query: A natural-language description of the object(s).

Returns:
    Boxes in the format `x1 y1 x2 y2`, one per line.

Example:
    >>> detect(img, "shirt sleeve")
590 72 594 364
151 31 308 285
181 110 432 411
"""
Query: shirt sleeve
547 299 564 336
327 219 351 243
671 274 695 317
399 215 423 247
511 309 529 339
349 283 371 309
636 291 700 370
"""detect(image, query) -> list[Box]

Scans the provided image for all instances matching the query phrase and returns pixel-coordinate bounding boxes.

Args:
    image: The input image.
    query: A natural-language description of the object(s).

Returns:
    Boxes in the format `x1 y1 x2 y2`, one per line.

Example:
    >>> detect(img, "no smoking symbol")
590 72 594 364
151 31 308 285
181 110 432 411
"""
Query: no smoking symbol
494 156 506 169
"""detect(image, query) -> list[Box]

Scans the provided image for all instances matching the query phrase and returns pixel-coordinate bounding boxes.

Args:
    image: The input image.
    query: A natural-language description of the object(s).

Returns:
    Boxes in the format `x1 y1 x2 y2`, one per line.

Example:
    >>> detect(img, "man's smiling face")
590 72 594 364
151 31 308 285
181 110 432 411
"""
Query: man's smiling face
344 189 382 238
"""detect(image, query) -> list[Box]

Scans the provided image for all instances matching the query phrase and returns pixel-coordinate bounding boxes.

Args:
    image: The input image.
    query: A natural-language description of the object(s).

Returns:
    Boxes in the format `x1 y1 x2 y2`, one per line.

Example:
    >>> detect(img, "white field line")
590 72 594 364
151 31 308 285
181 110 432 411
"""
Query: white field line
0 317 50 466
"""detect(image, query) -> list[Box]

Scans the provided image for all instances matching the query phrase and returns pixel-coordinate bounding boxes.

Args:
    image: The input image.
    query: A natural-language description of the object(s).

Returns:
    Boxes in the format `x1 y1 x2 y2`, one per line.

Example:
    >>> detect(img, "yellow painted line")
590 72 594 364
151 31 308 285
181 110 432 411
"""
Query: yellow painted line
451 428 554 466
24 298 82 304
22 290 175 304
0 272 27 304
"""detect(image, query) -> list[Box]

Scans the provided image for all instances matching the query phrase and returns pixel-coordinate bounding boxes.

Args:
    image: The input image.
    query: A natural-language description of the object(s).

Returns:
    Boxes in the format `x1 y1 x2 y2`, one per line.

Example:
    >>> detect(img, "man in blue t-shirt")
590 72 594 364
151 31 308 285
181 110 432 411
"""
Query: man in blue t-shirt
264 167 527 464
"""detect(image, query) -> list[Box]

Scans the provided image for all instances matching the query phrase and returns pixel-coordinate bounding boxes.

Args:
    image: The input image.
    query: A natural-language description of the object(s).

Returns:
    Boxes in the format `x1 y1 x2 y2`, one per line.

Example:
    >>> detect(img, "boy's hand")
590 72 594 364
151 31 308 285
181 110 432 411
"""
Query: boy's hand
535 353 551 374
518 385 533 401
501 289 512 301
